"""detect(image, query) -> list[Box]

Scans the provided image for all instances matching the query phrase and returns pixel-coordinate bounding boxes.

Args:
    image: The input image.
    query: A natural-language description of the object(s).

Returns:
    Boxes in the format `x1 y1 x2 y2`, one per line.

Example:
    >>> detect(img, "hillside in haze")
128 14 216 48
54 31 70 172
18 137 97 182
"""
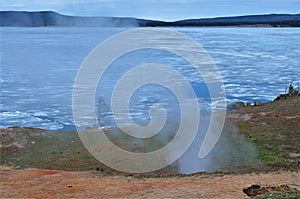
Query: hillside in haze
0 11 141 27
0 11 300 27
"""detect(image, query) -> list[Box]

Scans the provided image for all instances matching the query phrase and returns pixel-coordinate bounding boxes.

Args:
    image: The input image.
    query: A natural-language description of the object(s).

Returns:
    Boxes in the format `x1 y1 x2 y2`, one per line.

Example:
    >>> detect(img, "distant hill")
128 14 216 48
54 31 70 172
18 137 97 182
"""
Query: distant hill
0 11 142 27
173 14 300 27
1 11 299 27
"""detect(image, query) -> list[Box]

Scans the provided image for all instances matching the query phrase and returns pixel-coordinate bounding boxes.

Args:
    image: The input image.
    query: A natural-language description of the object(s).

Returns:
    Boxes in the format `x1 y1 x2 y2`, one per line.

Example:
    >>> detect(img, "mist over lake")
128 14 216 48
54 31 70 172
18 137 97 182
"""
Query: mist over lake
1 27 299 130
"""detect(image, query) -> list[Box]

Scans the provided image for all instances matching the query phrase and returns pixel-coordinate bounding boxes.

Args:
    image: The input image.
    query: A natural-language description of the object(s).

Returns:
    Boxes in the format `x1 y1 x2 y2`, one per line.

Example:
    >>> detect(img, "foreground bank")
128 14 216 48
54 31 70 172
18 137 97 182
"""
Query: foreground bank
0 95 299 198
1 96 299 173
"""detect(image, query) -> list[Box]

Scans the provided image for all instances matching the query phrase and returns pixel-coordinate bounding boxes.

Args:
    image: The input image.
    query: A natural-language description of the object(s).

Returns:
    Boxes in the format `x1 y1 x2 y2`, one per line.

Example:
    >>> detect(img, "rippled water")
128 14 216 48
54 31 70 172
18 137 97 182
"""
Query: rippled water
1 27 299 130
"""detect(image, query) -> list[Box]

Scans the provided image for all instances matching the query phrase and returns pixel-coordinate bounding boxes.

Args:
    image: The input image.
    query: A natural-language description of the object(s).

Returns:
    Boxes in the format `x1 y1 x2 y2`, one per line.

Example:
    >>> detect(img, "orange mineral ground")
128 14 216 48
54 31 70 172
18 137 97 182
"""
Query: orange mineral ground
1 166 299 198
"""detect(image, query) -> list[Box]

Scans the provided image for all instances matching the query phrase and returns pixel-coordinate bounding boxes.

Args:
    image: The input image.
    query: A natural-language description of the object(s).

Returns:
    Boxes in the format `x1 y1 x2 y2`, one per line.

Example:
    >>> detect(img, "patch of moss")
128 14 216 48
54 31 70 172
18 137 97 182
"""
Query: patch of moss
0 130 106 171
233 97 300 170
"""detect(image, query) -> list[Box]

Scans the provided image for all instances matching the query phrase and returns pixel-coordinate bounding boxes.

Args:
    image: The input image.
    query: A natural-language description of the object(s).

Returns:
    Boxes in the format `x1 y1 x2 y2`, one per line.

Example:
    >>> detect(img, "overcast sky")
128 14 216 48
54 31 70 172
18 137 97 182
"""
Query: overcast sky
1 0 299 21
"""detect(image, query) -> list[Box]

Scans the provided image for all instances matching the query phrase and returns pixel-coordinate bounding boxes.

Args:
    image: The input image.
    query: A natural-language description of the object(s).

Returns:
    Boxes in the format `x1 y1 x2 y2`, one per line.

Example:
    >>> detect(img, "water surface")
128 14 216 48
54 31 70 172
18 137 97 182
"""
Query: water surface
1 27 299 130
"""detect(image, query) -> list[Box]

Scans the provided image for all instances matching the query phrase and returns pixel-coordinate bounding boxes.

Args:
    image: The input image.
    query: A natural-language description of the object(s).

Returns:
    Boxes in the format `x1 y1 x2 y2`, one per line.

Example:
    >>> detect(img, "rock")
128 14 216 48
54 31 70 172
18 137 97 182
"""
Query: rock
274 83 299 101
254 100 262 106
243 185 265 197
289 152 300 158
227 101 245 110
243 184 300 197
288 83 299 96
274 94 289 101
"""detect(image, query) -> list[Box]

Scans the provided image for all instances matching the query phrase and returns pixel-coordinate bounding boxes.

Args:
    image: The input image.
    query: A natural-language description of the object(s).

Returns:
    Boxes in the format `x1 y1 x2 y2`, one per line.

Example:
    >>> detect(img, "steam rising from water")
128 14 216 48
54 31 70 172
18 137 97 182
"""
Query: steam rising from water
177 115 259 173
98 98 259 174
0 11 140 27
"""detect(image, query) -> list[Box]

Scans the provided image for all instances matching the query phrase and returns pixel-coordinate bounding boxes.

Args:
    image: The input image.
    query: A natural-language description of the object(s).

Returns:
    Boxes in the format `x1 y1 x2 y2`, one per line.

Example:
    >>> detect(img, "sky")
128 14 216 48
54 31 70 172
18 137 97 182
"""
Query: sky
1 0 300 21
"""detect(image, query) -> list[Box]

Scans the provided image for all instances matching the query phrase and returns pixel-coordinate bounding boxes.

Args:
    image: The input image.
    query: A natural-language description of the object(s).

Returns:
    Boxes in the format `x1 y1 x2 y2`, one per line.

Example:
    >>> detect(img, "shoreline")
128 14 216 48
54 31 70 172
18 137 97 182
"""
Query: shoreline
1 96 299 172
1 93 295 132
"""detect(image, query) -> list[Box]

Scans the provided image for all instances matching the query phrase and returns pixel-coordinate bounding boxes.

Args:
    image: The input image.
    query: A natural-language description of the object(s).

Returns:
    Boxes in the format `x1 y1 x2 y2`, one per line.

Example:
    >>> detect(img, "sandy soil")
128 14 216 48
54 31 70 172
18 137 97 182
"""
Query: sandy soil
0 166 299 198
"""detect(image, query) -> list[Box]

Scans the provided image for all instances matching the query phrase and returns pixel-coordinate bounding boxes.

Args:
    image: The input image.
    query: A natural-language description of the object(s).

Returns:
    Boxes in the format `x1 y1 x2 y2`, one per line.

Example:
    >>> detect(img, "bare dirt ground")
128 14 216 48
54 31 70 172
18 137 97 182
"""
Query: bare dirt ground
1 166 299 198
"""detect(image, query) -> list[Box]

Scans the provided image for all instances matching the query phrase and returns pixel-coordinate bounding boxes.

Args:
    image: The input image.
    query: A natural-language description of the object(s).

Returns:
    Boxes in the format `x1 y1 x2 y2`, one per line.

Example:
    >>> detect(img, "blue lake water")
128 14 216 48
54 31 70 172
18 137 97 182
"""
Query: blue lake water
1 27 299 130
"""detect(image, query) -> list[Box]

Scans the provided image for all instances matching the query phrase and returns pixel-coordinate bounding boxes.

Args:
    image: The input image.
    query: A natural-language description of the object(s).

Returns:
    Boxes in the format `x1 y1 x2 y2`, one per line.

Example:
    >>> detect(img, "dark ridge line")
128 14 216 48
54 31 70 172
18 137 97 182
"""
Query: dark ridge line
1 11 300 27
